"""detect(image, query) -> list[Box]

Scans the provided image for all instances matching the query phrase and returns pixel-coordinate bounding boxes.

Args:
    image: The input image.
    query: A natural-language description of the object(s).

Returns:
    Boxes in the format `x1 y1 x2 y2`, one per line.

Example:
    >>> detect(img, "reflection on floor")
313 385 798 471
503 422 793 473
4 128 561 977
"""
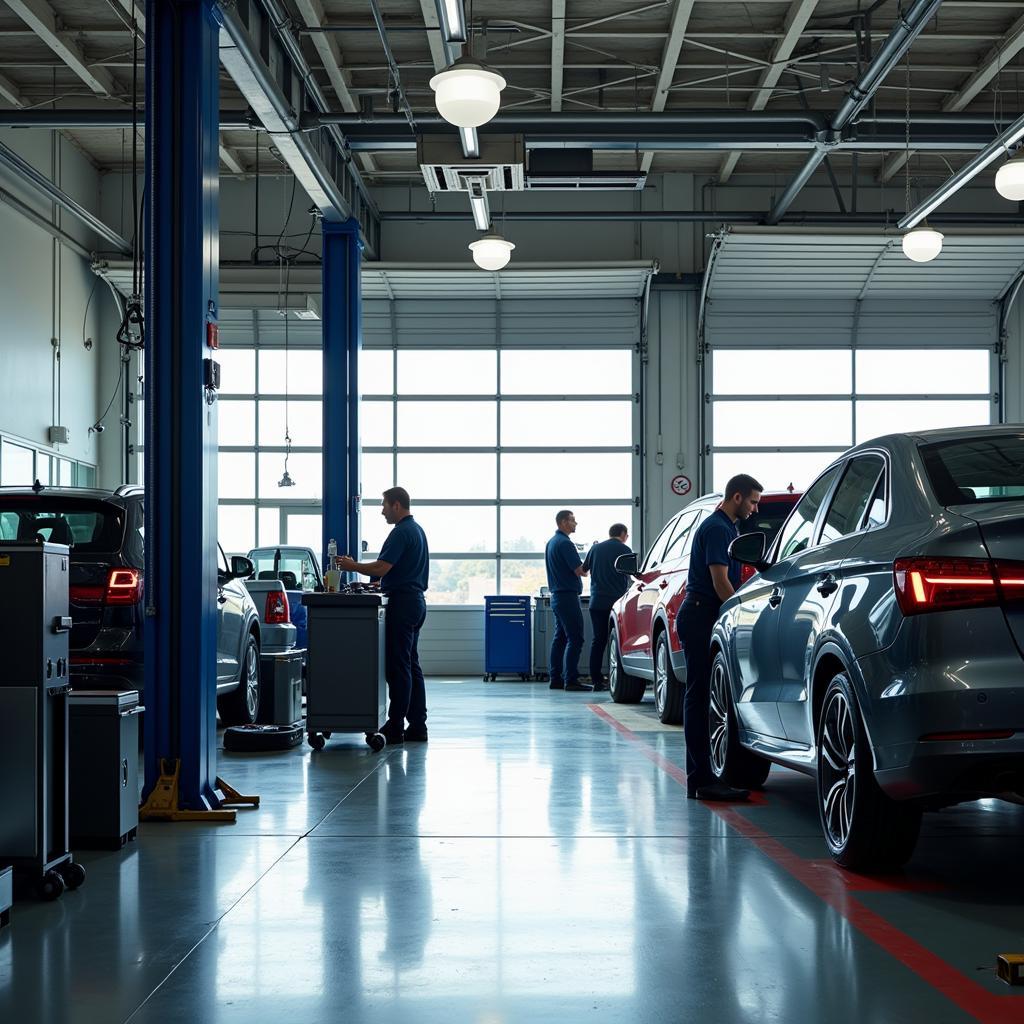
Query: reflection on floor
2 679 1024 1023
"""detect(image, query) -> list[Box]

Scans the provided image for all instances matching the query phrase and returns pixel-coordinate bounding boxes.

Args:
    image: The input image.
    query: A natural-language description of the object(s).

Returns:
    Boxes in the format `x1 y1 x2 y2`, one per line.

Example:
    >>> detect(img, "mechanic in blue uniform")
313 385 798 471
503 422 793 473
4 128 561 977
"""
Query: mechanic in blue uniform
337 486 429 744
544 510 591 692
581 523 632 690
677 473 762 801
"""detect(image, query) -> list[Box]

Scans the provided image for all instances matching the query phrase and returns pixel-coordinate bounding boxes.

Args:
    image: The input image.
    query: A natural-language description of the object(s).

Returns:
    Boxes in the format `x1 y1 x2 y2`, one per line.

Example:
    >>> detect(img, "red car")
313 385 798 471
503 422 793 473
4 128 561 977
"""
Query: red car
608 490 800 723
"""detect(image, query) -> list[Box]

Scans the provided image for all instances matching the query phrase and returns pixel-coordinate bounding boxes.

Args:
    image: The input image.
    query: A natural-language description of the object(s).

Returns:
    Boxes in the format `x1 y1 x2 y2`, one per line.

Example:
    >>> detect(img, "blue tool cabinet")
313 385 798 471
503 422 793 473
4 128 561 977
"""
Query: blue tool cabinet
483 596 532 681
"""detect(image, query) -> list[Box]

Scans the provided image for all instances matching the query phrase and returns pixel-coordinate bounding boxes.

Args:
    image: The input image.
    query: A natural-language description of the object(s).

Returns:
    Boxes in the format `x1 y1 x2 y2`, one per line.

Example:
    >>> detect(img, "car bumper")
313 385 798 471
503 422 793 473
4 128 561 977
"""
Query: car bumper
70 655 144 694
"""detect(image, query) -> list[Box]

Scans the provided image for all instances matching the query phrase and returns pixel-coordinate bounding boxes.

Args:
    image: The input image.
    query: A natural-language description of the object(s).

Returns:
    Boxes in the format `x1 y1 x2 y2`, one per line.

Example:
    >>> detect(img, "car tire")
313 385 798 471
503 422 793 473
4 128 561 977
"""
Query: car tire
608 630 645 704
224 723 303 752
816 672 921 871
654 631 684 725
218 634 261 727
708 649 771 789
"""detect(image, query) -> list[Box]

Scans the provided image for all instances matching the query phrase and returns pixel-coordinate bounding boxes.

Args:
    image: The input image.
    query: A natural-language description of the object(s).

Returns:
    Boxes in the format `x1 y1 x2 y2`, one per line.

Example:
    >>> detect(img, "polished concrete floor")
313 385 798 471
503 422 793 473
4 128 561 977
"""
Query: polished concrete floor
3 680 1024 1023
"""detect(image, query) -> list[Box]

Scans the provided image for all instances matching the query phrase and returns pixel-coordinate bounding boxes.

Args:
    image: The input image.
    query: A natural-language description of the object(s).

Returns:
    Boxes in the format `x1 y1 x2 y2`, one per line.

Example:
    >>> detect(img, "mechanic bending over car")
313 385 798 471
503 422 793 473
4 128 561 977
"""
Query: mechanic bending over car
678 473 763 803
581 523 633 690
336 486 430 746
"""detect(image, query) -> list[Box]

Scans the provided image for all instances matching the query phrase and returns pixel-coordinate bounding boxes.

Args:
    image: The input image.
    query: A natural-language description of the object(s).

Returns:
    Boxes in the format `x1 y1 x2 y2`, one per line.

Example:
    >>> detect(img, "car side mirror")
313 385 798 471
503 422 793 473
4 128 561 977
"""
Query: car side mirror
614 552 640 578
230 555 254 579
728 532 768 571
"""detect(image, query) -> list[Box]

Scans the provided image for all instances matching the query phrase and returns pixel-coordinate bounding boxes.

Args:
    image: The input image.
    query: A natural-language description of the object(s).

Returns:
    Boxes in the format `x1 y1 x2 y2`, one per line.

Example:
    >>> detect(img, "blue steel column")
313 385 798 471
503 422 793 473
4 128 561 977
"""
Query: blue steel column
142 0 222 807
322 219 363 566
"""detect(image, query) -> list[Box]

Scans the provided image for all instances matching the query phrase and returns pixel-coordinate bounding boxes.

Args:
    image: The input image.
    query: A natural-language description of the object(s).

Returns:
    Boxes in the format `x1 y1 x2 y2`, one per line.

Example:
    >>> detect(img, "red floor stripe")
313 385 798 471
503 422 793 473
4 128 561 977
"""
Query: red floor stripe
588 703 1022 1024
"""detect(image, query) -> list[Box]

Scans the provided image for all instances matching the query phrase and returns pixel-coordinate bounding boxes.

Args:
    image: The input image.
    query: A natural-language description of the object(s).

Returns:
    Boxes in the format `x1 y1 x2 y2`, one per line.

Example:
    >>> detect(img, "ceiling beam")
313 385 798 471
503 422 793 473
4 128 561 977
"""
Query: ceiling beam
551 0 567 112
878 10 1024 183
419 0 451 73
641 0 696 173
5 0 118 95
718 0 821 183
218 143 245 175
0 73 24 107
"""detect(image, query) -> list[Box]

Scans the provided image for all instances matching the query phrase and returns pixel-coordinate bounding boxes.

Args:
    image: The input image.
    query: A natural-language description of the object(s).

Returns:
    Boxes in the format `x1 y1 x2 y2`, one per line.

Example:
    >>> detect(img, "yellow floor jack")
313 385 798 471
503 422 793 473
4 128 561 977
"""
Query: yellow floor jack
139 759 259 822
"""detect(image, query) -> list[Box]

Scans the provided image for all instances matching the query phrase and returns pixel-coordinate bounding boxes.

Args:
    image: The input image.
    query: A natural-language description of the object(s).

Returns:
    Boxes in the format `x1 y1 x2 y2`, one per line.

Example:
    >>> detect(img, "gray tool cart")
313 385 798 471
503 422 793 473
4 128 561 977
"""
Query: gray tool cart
302 589 387 751
532 592 609 681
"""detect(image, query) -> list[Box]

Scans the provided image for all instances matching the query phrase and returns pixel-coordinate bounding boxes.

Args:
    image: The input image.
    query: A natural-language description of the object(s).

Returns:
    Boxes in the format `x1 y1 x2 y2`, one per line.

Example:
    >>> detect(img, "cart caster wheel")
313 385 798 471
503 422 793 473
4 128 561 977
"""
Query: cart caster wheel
38 870 65 901
308 732 326 751
62 862 86 890
367 733 386 752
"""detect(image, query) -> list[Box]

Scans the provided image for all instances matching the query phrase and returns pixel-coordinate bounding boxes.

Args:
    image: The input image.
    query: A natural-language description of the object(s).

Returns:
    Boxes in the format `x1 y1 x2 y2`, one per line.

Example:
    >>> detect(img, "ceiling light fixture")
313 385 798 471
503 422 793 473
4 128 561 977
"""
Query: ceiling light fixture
996 149 1024 201
435 0 467 43
901 225 944 263
469 231 515 271
430 56 506 129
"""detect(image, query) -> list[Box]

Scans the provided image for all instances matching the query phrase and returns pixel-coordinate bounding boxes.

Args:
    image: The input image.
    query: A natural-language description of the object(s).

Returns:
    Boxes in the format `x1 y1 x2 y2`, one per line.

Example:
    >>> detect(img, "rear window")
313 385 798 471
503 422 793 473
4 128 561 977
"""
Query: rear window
0 500 125 553
740 499 798 548
921 435 1024 505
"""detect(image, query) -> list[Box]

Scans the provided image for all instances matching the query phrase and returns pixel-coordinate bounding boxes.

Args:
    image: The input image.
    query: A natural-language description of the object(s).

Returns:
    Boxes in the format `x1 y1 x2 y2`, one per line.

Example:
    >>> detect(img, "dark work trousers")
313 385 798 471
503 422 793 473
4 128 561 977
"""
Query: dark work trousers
588 606 611 682
550 591 584 685
384 590 427 729
677 599 721 790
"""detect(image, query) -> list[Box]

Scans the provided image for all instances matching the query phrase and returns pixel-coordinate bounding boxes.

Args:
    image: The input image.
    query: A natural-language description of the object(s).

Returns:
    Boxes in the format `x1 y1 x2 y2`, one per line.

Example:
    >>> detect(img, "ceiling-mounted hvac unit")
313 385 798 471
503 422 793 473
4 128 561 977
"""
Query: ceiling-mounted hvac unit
526 149 646 191
418 135 525 193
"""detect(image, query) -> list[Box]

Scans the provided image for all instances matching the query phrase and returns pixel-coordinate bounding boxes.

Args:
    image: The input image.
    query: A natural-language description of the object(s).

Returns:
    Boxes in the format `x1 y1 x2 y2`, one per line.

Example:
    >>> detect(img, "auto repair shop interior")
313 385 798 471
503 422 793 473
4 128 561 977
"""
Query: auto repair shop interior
4 0 1024 1021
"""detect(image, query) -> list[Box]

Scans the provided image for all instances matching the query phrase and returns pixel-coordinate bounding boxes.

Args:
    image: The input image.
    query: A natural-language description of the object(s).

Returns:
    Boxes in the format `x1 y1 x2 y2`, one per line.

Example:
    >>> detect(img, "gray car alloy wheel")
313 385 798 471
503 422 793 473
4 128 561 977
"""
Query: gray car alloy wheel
608 635 620 695
244 642 260 722
708 658 729 778
654 639 669 717
820 688 857 851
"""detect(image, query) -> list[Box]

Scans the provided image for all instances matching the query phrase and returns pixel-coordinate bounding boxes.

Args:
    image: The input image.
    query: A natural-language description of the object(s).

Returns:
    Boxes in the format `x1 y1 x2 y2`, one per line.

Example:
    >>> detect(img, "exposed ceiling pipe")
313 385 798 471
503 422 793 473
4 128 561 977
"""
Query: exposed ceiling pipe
766 0 944 224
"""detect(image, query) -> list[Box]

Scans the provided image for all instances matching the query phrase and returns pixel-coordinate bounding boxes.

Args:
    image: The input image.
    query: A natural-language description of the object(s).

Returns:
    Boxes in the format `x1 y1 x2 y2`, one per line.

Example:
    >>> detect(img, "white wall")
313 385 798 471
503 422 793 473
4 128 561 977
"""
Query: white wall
0 129 103 471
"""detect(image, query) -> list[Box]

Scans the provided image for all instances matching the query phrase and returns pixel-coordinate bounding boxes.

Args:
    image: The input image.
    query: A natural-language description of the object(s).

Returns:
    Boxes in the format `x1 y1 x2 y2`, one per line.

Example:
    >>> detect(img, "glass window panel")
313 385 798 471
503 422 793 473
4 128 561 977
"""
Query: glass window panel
360 349 394 395
360 400 394 447
397 454 496 499
713 451 834 495
285 513 322 553
397 350 496 395
856 349 989 395
218 400 255 447
218 452 255 499
855 400 991 443
361 453 395 504
500 453 632 499
500 558 551 598
428 558 496 605
258 507 280 546
501 401 633 447
258 350 323 395
216 348 256 394
712 350 852 396
397 402 496 447
258 400 322 447
257 453 322 499
57 459 73 486
501 504 635 553
360 505 391 558
777 465 841 560
218 504 255 555
410 505 497 554
713 400 852 448
77 464 96 488
1 441 34 485
821 457 884 543
500 350 632 395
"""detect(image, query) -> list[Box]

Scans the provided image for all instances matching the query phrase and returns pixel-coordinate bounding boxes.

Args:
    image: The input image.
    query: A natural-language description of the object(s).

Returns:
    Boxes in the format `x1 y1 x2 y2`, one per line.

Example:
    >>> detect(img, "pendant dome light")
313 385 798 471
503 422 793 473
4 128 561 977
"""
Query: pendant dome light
901 225 944 263
469 231 515 271
429 56 506 128
996 150 1024 201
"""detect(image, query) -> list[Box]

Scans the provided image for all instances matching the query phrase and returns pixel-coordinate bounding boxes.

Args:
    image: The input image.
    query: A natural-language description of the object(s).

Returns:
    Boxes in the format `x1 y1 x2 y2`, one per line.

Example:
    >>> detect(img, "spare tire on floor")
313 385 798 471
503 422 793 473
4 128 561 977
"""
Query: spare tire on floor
224 723 303 753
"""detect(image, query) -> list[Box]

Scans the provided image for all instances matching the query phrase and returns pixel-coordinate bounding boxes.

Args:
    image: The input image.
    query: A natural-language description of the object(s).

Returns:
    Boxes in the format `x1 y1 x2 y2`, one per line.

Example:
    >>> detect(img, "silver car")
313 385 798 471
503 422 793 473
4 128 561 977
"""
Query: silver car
711 426 1024 870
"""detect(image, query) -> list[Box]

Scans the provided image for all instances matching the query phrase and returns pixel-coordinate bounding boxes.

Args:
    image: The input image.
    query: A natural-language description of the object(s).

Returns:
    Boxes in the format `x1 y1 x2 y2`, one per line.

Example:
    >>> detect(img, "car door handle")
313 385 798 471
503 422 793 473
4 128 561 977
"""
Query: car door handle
816 574 839 597
217 593 227 605
659 580 669 589
768 587 783 609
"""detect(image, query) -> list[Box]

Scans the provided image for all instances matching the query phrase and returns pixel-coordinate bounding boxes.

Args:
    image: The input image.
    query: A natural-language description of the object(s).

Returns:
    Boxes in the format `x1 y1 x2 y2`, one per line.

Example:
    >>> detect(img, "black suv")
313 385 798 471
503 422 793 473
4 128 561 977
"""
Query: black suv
0 485 262 725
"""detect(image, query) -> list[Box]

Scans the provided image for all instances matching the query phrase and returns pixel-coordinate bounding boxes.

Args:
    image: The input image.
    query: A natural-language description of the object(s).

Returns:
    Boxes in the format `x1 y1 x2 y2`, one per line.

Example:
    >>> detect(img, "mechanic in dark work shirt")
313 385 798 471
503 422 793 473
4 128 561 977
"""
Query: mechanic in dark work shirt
337 486 430 745
544 510 591 692
581 523 632 690
678 473 762 802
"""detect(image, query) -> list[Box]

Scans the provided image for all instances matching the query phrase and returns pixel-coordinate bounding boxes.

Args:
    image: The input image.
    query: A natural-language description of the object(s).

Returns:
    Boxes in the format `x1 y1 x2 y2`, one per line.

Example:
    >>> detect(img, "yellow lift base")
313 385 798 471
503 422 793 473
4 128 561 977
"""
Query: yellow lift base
139 759 260 823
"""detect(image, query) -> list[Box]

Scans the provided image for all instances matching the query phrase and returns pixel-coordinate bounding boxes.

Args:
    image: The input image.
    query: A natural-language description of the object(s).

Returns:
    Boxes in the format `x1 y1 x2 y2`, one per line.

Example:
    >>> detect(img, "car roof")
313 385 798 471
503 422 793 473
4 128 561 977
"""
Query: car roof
0 485 134 503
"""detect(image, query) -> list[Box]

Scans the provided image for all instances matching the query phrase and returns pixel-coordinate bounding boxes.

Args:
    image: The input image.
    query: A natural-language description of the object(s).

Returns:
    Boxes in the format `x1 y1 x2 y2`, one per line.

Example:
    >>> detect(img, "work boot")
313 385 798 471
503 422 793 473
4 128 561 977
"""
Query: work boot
565 682 594 692
690 782 749 802
380 721 405 745
404 725 428 742
549 679 565 690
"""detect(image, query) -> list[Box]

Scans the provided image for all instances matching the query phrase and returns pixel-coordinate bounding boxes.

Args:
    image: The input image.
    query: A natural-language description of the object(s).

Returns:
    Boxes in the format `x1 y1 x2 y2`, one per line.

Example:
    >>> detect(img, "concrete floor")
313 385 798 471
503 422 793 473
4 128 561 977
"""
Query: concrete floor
3 680 1024 1024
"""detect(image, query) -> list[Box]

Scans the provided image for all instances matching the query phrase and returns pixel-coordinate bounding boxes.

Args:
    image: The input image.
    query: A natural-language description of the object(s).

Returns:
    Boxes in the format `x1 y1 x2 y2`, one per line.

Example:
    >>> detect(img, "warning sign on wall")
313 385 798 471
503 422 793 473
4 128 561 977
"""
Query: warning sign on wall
670 475 692 497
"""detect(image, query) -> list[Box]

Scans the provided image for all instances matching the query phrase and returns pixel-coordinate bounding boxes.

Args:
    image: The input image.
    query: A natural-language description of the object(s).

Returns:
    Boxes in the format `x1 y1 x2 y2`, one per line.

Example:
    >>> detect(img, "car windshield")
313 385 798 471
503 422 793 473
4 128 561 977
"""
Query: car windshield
0 499 124 552
921 435 1024 505
739 500 796 548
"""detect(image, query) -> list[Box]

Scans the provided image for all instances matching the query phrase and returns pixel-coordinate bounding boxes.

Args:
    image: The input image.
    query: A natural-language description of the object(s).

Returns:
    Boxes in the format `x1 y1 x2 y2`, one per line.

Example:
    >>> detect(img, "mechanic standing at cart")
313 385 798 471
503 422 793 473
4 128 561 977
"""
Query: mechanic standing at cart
677 474 761 802
545 510 591 692
581 523 632 690
337 486 429 745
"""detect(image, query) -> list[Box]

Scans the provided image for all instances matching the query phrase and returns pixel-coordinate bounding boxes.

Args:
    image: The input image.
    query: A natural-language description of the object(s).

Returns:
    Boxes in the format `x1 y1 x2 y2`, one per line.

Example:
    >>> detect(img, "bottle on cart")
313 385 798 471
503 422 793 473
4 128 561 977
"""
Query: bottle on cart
325 538 341 593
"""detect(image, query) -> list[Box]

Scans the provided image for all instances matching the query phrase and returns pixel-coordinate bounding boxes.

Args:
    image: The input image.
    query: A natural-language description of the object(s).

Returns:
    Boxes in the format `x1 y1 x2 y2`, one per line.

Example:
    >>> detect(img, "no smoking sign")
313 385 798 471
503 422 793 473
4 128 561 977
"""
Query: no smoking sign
671 474 692 497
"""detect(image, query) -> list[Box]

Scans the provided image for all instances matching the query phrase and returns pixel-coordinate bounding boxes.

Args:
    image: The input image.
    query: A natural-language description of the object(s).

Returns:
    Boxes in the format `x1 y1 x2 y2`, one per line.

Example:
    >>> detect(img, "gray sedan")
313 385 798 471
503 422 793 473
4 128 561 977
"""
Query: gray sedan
711 425 1024 870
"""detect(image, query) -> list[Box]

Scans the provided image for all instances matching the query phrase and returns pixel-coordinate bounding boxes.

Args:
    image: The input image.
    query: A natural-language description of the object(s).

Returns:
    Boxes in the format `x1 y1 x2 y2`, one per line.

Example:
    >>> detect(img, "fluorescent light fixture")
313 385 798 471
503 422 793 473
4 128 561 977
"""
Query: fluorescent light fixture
468 180 490 231
469 231 515 271
430 57 506 129
901 225 944 263
435 0 467 43
460 126 480 158
996 151 1024 201
899 110 1024 230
